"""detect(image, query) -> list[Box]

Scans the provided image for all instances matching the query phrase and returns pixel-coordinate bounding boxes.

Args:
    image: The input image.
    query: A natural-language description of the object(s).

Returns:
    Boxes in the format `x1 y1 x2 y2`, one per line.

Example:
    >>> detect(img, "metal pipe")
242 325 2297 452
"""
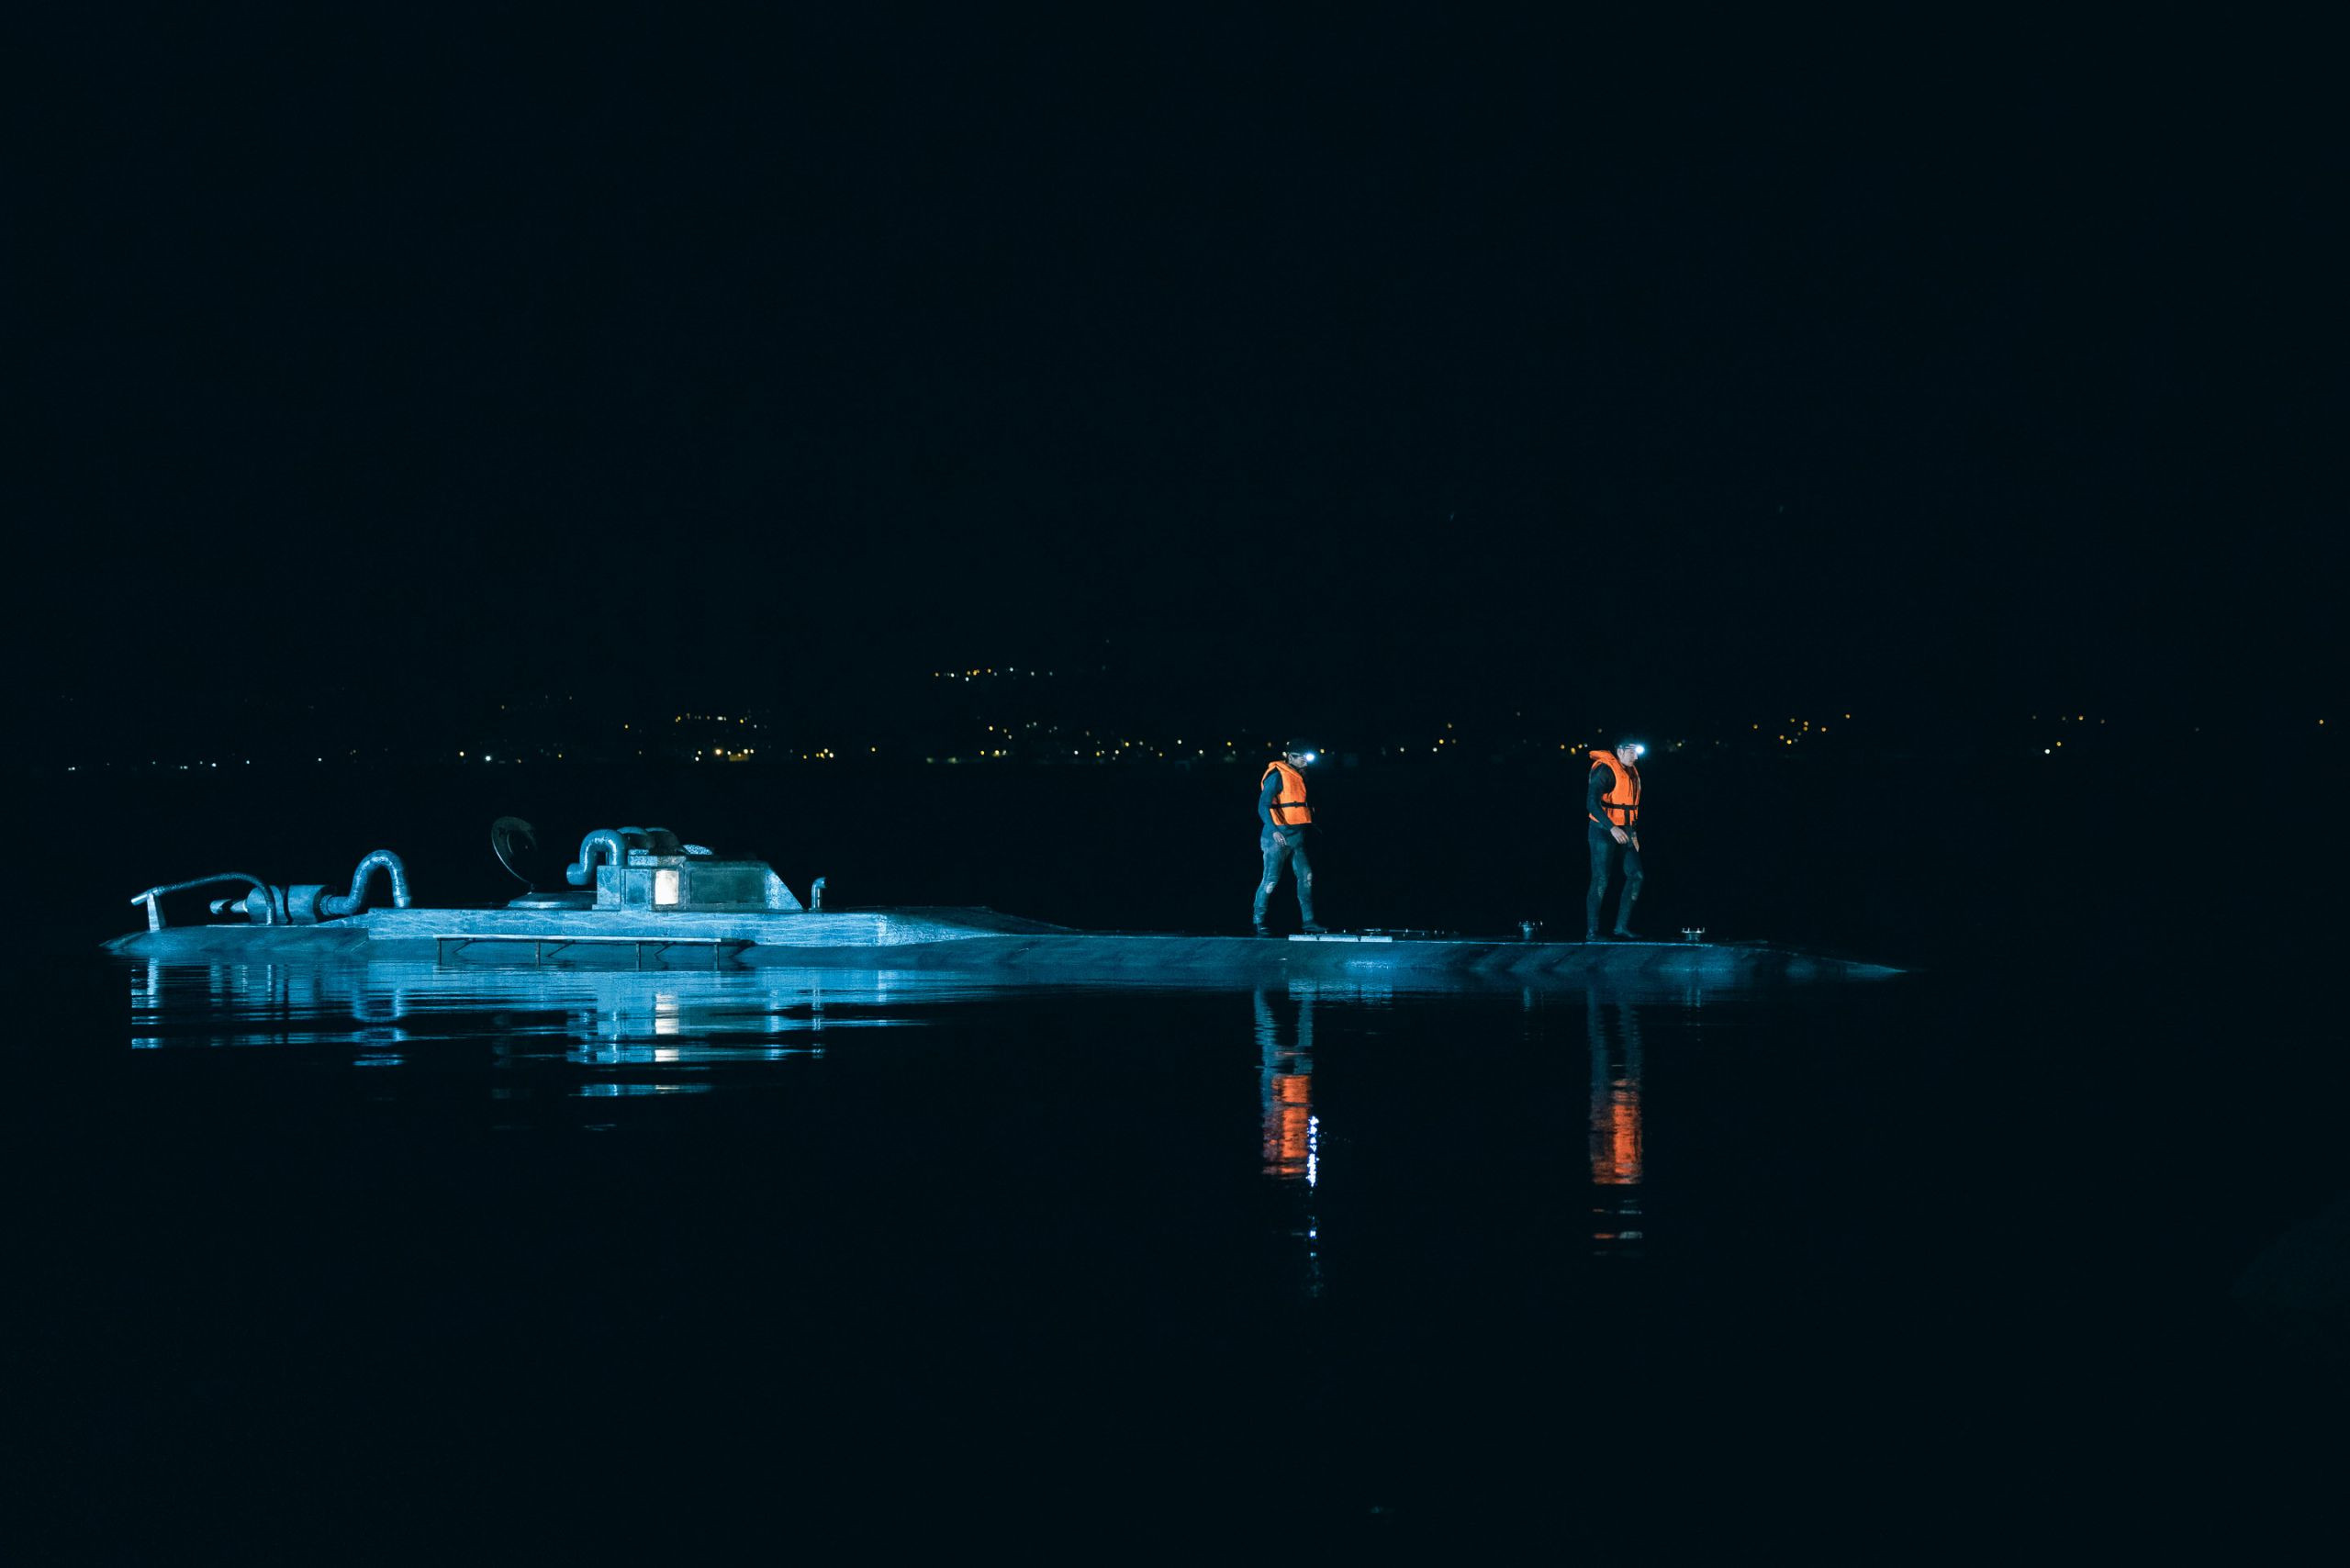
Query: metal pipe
129 873 279 931
566 829 631 887
319 850 412 917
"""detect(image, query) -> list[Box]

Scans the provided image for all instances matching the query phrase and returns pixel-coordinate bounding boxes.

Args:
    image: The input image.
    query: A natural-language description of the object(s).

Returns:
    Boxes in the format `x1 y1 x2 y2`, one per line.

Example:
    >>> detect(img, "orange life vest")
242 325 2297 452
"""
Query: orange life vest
1588 749 1641 829
1262 759 1314 827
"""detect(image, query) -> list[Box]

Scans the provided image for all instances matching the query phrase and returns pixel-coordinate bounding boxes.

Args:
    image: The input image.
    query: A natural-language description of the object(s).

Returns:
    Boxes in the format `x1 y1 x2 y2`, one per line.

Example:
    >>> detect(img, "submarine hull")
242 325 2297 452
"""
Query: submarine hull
106 906 1900 986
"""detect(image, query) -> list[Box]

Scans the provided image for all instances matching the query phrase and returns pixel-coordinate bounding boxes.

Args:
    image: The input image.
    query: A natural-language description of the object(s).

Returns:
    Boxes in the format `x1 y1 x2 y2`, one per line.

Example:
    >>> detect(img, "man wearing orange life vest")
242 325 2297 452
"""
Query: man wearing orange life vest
1586 738 1647 942
1254 740 1326 936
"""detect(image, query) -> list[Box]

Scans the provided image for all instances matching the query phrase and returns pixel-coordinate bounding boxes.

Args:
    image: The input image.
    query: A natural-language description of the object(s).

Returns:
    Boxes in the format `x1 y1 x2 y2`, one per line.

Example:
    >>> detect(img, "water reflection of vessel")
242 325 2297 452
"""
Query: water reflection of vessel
108 821 1903 989
123 957 967 1075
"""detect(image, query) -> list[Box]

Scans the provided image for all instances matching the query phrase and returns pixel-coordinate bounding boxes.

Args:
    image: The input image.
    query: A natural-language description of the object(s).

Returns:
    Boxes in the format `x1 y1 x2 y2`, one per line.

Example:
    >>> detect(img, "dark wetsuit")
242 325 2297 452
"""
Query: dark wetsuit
1254 768 1317 930
1585 762 1644 938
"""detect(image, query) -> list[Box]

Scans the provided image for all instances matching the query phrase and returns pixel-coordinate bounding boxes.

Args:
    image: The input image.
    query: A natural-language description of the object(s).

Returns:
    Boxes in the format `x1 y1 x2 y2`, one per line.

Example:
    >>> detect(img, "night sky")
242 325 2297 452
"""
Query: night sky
15 11 2342 745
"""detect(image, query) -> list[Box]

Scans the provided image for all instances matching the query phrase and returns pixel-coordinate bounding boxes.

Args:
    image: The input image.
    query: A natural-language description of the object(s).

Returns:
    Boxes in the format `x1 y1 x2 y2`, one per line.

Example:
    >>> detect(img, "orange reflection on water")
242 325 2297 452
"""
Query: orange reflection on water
1255 989 1317 1184
1587 997 1646 1249
1267 1071 1315 1180
1254 988 1325 1295
1588 998 1645 1188
1594 1077 1643 1186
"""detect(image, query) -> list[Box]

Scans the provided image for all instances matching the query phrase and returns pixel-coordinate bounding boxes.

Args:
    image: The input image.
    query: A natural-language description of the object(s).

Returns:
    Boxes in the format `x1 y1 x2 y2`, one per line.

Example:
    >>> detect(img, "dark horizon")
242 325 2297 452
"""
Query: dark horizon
14 13 2342 739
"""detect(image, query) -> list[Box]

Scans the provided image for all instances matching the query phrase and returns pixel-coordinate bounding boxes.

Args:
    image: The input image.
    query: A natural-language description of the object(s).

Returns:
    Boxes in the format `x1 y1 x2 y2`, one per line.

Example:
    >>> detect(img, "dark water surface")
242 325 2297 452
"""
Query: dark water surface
6 756 2346 1551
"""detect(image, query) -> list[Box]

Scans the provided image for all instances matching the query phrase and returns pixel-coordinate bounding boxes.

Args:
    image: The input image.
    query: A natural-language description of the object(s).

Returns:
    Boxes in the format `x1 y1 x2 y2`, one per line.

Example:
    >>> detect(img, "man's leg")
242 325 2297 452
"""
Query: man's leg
1585 824 1617 941
1288 833 1321 931
1613 841 1645 938
1254 828 1292 931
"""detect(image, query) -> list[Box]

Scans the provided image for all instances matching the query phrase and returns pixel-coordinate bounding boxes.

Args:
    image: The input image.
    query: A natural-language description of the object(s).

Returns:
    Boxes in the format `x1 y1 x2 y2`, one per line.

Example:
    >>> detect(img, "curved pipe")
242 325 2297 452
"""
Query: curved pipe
490 816 539 889
319 850 412 917
129 873 283 931
566 829 631 887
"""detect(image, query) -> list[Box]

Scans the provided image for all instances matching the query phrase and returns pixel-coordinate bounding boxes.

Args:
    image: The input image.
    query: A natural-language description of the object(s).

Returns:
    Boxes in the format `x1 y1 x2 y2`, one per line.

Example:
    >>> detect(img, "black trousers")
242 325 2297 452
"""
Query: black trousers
1254 826 1316 926
1586 823 1644 935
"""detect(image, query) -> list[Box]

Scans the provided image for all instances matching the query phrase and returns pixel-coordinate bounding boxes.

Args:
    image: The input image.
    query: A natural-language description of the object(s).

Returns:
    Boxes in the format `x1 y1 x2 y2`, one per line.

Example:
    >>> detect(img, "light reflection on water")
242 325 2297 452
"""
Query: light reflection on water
1258 985 1326 1295
121 958 1717 1268
1588 993 1647 1253
128 958 982 1058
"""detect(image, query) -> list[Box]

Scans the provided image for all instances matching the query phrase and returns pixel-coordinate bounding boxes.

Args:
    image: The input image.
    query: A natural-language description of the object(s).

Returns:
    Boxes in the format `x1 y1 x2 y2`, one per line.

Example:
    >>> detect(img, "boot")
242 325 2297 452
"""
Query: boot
1612 888 1640 941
